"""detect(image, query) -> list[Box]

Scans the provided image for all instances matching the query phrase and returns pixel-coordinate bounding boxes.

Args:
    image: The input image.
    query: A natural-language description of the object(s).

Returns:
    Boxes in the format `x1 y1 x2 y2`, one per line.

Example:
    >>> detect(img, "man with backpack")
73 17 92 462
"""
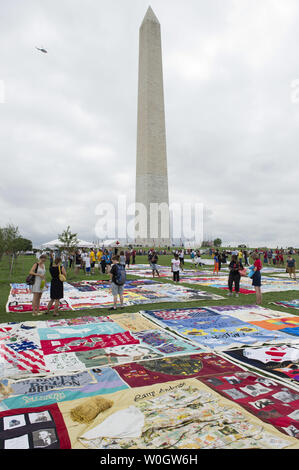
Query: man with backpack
109 255 126 310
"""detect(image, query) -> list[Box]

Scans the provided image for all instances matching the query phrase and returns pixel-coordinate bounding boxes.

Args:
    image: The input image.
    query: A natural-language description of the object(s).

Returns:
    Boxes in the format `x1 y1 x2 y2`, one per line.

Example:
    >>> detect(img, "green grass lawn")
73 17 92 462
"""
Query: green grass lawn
0 253 299 324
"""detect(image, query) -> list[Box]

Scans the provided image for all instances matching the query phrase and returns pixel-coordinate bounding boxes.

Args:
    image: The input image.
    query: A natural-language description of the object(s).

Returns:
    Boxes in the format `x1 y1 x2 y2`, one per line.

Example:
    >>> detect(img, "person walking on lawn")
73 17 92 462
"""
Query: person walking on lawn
108 255 126 311
151 251 160 278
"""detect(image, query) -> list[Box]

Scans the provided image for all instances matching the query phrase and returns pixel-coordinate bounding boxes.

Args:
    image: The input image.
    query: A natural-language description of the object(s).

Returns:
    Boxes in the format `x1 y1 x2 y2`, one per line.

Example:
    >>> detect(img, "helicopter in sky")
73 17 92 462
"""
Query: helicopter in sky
36 47 48 54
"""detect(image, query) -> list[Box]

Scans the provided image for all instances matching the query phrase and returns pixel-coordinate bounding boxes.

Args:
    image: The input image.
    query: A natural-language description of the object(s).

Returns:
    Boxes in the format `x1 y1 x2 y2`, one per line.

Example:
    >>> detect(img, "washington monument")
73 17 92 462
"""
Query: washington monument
135 6 171 247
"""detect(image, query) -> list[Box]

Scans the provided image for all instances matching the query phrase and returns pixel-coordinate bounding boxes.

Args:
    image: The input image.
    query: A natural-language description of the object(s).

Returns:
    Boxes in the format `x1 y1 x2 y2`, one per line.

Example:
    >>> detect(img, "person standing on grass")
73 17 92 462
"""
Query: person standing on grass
218 251 222 272
106 250 112 273
84 252 91 276
148 249 153 266
30 254 47 316
69 253 74 269
108 255 126 311
97 248 103 271
286 255 297 280
213 251 219 275
251 253 262 305
100 251 107 274
179 249 184 271
90 248 96 275
131 249 136 264
46 257 66 317
119 250 126 267
75 250 82 274
227 254 243 298
263 250 268 264
151 251 160 278
268 249 273 264
125 250 131 268
171 253 181 282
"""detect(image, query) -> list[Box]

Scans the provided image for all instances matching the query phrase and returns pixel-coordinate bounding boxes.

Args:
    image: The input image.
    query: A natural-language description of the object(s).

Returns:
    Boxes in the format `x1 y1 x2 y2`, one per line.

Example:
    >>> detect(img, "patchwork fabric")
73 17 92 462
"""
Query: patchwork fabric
223 345 299 387
0 314 203 380
206 304 290 322
40 331 140 355
249 317 299 336
0 368 128 410
198 371 299 438
6 280 223 313
78 381 297 449
175 275 299 294
272 300 299 310
0 404 71 449
113 353 244 388
142 307 297 350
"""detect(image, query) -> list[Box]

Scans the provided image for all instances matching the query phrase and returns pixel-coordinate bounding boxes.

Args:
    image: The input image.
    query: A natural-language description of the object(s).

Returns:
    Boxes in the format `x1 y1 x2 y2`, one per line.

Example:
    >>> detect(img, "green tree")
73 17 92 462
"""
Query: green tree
58 226 79 254
214 238 222 247
12 237 33 252
0 224 21 275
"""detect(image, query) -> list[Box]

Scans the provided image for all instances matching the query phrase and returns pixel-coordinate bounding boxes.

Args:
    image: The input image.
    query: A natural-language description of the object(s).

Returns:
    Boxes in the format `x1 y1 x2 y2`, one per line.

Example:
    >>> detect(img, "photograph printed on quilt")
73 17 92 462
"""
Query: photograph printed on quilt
198 370 299 439
0 404 71 449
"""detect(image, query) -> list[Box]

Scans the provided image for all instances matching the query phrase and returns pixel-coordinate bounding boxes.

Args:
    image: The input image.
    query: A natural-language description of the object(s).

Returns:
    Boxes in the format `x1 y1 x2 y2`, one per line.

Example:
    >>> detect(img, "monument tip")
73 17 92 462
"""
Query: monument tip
141 5 160 26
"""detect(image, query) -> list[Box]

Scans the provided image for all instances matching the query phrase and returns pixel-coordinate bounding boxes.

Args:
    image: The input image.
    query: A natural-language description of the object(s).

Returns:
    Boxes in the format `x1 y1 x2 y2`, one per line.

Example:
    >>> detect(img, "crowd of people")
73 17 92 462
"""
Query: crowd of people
28 245 298 314
48 247 137 275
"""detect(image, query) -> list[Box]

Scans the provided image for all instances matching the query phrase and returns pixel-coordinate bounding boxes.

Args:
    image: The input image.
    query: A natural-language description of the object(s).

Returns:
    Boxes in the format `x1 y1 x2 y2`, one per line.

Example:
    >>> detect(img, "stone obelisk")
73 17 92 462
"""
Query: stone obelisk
135 6 171 247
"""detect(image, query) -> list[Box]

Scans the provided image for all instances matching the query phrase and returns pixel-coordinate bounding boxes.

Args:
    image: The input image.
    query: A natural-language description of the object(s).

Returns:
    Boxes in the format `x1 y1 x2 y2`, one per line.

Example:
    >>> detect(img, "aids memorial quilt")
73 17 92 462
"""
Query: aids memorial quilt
179 275 299 294
75 379 298 449
198 370 299 439
141 307 299 350
0 313 204 381
0 404 71 449
6 279 223 313
0 367 128 411
223 345 299 388
273 300 299 310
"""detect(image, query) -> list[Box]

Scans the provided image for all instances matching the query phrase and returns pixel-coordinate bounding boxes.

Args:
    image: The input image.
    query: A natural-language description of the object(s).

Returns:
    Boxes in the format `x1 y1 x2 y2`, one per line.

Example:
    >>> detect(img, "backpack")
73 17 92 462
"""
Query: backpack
114 263 126 285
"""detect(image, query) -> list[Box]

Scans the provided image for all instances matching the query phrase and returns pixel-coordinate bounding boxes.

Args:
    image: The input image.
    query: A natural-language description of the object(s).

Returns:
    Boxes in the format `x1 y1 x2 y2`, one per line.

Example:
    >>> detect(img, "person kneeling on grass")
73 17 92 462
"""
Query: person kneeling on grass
109 255 126 311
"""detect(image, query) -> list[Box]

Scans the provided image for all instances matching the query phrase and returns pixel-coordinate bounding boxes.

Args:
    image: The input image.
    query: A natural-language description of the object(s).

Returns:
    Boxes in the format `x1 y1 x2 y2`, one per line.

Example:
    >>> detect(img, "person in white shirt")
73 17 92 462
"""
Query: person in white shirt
84 252 91 275
171 254 181 282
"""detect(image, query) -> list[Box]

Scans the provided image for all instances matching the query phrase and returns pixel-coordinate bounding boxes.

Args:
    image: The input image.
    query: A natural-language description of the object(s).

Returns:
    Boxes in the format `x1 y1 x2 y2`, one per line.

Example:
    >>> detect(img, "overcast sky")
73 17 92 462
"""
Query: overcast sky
1 0 299 248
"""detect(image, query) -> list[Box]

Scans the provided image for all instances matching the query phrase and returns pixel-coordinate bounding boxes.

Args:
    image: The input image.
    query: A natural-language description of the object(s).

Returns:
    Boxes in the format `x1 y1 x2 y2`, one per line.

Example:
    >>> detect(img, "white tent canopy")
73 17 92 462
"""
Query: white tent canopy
42 239 94 248
101 239 119 247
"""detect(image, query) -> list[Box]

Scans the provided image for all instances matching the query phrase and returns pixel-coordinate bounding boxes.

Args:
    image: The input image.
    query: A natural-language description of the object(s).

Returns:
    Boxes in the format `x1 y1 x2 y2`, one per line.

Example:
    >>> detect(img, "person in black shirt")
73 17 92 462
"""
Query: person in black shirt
46 257 66 316
228 254 243 297
109 255 125 310
151 251 160 278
